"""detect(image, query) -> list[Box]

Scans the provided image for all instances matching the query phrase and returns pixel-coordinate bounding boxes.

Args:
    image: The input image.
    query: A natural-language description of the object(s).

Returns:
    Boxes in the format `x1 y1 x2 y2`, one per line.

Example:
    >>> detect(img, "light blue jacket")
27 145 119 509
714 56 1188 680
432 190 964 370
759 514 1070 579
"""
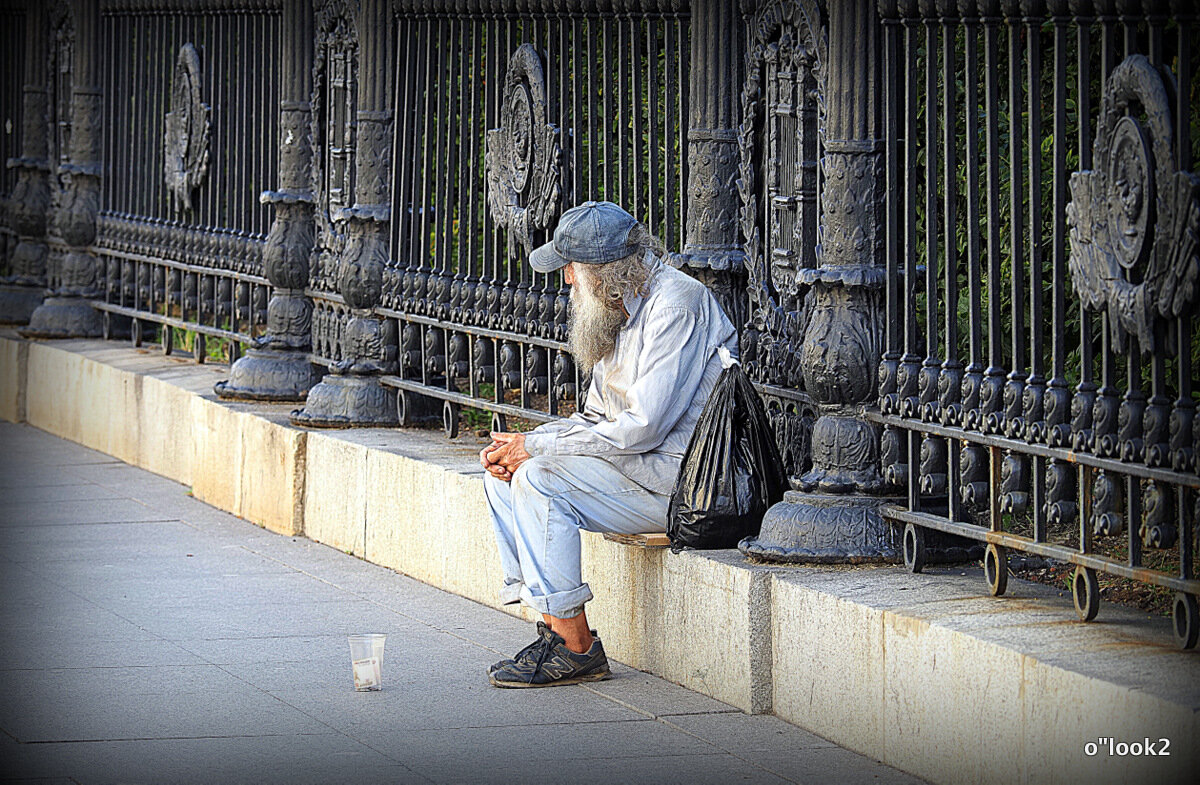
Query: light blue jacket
523 257 739 495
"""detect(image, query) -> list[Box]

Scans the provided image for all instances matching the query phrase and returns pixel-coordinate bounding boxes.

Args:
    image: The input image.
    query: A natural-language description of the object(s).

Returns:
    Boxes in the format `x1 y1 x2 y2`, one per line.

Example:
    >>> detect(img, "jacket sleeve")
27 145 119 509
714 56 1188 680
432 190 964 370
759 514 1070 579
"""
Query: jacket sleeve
523 305 708 458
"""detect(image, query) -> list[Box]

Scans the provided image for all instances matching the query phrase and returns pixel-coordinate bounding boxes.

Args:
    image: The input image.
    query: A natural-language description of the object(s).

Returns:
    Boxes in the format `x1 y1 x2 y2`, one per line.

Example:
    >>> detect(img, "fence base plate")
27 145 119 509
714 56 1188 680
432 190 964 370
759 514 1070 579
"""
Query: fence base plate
20 296 103 339
739 491 902 564
290 373 399 428
216 348 321 402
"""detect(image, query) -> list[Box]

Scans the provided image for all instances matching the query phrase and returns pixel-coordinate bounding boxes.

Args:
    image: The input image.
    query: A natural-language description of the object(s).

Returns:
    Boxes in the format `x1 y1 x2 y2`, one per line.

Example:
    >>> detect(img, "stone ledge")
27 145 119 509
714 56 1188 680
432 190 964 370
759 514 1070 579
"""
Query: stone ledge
1 330 1197 785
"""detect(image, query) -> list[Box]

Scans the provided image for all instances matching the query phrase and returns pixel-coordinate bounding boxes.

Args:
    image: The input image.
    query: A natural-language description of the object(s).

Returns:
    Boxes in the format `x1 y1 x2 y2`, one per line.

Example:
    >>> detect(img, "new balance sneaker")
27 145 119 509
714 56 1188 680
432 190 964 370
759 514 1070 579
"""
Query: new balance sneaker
487 623 600 674
488 622 611 688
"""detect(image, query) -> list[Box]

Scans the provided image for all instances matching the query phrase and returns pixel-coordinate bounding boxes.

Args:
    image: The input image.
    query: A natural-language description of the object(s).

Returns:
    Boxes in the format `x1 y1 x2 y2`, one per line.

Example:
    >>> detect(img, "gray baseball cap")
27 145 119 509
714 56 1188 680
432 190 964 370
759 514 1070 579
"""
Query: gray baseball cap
528 200 639 273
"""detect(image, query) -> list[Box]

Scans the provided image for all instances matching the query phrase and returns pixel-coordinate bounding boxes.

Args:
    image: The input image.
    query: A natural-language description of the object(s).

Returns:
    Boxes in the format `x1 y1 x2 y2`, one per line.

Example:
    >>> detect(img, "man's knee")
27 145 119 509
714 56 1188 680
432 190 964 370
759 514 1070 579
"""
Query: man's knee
512 455 572 497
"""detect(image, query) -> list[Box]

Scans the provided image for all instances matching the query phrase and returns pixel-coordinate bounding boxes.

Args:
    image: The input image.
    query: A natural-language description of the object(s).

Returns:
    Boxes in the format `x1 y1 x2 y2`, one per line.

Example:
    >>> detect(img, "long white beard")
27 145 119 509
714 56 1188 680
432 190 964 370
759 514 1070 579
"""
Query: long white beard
567 275 626 372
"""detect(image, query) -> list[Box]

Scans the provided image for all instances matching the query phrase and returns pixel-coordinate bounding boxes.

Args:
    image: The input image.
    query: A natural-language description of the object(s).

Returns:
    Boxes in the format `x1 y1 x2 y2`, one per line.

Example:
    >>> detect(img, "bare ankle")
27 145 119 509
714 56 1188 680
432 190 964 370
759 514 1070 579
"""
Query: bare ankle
546 613 594 654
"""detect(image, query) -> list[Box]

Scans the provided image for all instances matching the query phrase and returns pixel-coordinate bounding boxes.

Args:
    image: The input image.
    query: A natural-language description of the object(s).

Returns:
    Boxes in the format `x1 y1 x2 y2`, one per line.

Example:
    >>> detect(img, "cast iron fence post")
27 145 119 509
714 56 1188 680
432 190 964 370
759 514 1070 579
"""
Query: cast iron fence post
23 0 102 339
674 0 746 326
742 0 898 561
0 1 49 324
292 0 397 427
215 0 321 401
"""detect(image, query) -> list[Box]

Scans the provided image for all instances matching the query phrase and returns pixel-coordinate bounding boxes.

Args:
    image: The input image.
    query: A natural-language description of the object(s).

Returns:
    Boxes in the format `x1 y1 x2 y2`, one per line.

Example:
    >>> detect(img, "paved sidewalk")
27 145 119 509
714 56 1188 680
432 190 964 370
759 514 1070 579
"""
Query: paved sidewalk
0 422 922 785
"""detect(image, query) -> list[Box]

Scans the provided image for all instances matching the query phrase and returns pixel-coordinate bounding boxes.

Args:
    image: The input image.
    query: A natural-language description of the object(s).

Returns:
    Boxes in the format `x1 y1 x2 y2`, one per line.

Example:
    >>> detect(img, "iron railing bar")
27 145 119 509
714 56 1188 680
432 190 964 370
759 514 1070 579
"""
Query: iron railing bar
372 307 567 351
406 18 428 287
663 15 674 244
882 507 1200 595
389 16 406 278
1047 13 1070 433
586 14 596 201
901 16 920 417
676 13 687 245
91 301 253 345
631 14 643 221
603 15 613 199
377 376 556 425
922 16 939 419
572 14 583 205
750 381 817 409
983 13 1003 428
871 412 1200 489
417 16 436 279
462 15 478 287
97 248 270 285
1025 14 1045 441
1007 13 1026 418
963 13 984 431
881 13 901 411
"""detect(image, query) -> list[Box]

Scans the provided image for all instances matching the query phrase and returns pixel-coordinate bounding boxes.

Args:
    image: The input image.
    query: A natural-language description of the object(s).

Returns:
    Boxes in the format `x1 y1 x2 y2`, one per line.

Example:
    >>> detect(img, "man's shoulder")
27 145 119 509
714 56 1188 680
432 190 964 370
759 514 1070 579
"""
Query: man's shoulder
646 263 712 311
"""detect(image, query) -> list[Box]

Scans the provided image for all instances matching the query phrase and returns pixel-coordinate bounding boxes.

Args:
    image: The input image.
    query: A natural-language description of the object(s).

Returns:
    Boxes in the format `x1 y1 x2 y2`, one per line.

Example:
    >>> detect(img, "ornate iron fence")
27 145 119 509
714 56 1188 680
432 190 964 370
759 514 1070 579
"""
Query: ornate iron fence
91 0 281 361
301 1 692 432
875 0 1200 647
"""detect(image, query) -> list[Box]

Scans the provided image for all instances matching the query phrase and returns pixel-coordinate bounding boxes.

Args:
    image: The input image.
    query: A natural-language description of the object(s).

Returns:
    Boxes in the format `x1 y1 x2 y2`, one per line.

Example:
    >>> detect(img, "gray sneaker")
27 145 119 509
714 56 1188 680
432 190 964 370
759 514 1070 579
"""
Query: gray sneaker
487 623 600 674
488 622 611 688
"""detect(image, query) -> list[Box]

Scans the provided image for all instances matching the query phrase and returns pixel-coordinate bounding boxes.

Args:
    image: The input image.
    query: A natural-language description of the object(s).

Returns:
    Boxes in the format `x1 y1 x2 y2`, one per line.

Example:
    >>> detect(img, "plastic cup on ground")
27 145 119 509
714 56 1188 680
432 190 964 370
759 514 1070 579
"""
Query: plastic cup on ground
348 633 386 691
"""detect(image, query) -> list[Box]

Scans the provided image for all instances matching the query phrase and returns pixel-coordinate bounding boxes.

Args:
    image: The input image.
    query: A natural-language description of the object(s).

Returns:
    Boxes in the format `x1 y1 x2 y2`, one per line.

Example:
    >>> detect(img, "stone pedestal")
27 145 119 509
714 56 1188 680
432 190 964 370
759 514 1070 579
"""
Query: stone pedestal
742 492 901 563
24 295 102 337
215 347 320 402
291 372 397 428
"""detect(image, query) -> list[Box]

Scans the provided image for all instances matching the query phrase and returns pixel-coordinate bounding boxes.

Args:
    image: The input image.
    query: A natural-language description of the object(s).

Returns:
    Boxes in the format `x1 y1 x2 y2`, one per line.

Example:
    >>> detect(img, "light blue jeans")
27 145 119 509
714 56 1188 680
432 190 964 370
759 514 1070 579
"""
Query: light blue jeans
483 455 669 618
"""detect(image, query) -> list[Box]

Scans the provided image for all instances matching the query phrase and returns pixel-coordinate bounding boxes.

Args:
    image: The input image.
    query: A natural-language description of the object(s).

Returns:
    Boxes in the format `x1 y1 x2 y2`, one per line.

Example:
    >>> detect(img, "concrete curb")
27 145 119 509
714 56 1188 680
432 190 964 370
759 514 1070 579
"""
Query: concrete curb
3 332 1197 785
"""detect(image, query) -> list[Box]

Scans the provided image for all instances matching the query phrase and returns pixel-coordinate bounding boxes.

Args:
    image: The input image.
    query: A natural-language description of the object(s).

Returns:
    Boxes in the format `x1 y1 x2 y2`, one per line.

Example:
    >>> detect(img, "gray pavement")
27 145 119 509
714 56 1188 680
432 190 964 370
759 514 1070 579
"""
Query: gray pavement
0 422 922 785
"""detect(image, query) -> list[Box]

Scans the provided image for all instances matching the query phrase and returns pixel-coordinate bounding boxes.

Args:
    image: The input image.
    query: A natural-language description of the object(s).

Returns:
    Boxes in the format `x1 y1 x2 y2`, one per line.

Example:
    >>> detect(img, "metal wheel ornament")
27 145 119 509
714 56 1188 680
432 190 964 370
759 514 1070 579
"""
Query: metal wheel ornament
984 543 1008 597
1072 566 1100 622
1173 592 1199 649
490 412 508 434
903 523 926 573
443 400 460 439
396 390 412 427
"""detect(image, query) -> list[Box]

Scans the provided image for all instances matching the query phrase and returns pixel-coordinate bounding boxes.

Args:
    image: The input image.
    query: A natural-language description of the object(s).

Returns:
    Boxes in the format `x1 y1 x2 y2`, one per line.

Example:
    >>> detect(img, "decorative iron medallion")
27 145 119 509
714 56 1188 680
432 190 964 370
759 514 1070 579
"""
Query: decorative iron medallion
1067 54 1200 351
164 43 211 213
485 44 563 261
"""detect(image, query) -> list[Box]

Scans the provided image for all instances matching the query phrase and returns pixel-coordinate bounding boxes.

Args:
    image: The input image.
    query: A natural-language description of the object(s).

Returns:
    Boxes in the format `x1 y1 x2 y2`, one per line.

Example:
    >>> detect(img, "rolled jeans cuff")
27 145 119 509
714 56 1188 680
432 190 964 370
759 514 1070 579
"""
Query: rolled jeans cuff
519 582 594 619
499 580 523 606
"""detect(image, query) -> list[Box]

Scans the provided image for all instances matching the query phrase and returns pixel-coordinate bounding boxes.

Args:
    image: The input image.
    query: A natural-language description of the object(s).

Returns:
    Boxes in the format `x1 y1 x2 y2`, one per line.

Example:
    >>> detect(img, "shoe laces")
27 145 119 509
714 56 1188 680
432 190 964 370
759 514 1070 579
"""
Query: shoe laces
528 638 555 684
508 635 547 666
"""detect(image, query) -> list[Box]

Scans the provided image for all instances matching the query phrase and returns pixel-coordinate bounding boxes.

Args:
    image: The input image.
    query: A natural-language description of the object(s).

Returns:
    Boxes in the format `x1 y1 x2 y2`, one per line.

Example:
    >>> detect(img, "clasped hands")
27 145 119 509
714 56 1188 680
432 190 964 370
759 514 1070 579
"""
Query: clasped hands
479 431 530 483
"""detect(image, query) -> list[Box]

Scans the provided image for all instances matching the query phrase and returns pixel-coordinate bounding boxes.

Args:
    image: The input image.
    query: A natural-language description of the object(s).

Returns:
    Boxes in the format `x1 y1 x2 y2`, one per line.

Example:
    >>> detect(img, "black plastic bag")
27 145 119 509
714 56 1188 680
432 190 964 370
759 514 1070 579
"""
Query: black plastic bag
667 354 788 549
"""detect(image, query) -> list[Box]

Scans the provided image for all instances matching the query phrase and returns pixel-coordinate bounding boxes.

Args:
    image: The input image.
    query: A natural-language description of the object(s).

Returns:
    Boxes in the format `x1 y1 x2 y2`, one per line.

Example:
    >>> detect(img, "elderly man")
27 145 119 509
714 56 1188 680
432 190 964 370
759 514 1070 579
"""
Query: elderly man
480 200 737 688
